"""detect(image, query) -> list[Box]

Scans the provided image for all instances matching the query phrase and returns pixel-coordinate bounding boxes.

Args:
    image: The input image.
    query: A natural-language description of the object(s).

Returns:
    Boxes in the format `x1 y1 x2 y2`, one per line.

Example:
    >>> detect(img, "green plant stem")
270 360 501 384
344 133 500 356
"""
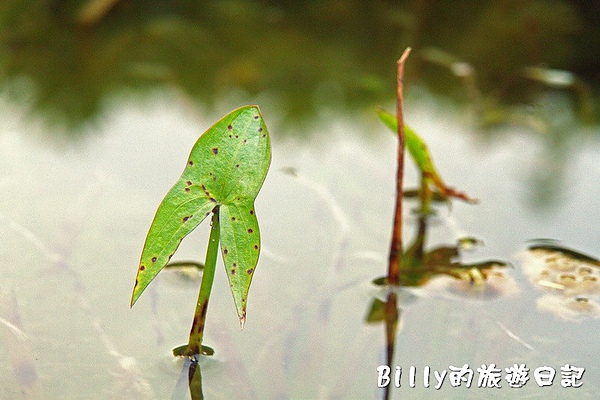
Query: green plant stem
185 208 220 356
419 174 433 215
388 47 411 286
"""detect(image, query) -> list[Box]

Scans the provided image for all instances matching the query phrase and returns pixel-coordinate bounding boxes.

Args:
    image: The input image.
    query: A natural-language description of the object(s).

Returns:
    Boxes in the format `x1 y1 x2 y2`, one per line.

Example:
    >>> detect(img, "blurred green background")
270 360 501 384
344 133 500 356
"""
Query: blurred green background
1 0 598 134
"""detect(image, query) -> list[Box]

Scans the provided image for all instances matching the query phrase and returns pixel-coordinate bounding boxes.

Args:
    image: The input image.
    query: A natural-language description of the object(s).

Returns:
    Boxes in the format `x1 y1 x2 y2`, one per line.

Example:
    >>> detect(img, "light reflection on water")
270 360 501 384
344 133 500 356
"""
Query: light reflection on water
1 93 599 398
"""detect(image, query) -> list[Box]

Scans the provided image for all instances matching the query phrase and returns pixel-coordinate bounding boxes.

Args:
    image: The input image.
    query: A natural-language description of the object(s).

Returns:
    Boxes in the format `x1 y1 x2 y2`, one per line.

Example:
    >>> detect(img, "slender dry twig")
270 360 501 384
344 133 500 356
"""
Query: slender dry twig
388 47 412 286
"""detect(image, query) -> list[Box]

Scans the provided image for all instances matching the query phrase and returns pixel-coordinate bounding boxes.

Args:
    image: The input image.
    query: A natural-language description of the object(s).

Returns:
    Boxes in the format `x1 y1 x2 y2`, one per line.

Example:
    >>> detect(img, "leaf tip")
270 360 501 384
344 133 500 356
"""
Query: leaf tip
130 289 139 308
239 314 246 329
130 278 142 308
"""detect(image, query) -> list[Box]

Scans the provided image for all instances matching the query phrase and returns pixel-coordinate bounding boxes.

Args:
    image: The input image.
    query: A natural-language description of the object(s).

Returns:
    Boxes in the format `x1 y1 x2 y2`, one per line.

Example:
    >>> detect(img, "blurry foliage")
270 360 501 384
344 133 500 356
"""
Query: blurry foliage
0 0 598 134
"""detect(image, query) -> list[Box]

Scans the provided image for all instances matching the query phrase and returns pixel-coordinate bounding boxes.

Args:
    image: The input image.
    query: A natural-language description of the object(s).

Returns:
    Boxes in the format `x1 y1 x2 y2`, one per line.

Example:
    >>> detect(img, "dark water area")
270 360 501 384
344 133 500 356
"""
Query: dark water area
1 1 599 399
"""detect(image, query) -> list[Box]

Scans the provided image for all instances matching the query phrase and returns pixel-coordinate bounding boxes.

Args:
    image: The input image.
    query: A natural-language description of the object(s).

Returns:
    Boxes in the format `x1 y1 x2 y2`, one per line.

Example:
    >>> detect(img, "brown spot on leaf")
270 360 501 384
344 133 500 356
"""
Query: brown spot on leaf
231 269 235 275
140 265 145 271
151 257 157 263
247 228 253 233
168 254 173 261
227 124 232 130
233 263 237 267
184 187 190 192
186 181 192 186
254 115 259 119
188 160 194 166
209 197 216 202
249 210 254 215
212 147 219 155
247 268 254 274
231 217 236 221
258 127 263 132
235 164 240 168
183 216 189 222
223 249 228 255
253 245 258 250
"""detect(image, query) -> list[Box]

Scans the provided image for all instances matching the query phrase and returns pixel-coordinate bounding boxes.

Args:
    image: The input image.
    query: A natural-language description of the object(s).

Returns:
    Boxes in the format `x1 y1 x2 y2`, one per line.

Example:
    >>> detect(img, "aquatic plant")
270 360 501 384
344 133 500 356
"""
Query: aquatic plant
373 50 484 400
377 109 477 210
130 105 271 357
379 49 478 288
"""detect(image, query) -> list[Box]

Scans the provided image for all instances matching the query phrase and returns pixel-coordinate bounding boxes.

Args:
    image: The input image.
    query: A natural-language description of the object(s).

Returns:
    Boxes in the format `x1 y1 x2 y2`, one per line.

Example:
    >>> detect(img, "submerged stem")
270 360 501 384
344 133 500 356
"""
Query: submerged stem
185 208 220 356
388 47 411 286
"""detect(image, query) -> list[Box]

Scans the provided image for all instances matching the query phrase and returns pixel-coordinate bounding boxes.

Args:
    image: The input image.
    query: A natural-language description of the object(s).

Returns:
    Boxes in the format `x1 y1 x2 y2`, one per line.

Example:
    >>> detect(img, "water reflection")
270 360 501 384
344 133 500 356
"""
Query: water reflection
370 205 510 289
366 200 513 399
1 0 597 134
0 289 42 399
1 97 599 396
187 360 203 400
171 358 203 400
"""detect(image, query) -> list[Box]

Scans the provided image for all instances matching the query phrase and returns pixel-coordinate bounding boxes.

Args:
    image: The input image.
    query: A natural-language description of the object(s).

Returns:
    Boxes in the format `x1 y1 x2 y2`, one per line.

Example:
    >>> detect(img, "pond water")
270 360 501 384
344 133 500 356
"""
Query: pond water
1 90 599 399
1 1 600 399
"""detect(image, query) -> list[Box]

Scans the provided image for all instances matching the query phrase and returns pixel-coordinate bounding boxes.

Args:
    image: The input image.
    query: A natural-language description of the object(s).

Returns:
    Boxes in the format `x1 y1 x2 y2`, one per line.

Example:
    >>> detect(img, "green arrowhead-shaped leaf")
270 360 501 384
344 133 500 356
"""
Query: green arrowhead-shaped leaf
377 108 442 183
218 203 261 325
131 105 271 325
377 109 476 203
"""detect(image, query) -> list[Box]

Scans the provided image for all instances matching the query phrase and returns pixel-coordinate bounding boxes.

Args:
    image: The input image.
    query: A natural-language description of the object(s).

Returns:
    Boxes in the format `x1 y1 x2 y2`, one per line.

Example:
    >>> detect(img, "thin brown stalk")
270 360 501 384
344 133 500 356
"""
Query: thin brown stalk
388 47 411 286
383 291 399 400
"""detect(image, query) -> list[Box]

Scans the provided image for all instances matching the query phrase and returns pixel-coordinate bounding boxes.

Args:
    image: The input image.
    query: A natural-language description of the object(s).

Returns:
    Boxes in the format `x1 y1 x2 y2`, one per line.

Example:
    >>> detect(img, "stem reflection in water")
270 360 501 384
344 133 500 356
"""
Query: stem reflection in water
369 199 511 398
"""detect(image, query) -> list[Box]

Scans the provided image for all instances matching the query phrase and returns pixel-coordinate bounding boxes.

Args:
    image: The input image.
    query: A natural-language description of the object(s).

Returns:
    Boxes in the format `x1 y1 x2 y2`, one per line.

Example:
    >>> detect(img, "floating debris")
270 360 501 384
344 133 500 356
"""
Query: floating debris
520 241 600 321
536 294 600 321
159 261 204 288
371 211 513 301
457 236 484 252
426 265 519 301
